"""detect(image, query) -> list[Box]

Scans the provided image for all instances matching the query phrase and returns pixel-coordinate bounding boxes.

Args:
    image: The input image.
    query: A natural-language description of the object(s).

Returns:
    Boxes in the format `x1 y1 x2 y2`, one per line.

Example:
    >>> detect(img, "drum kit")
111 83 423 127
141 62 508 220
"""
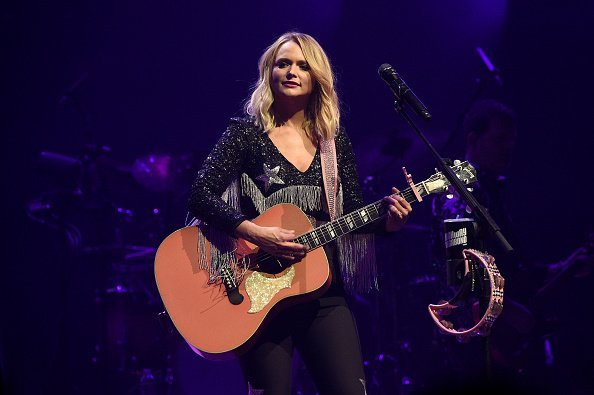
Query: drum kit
27 145 199 393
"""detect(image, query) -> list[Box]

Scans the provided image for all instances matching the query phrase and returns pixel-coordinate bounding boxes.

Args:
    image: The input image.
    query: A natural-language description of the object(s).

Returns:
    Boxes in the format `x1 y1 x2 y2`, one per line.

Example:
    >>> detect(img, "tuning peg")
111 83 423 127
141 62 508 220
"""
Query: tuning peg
454 159 461 166
446 194 454 199
467 187 473 193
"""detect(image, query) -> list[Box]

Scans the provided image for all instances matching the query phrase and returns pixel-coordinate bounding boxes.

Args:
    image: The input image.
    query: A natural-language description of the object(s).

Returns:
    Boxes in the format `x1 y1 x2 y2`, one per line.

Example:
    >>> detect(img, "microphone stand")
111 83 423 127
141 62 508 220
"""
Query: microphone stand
390 96 513 384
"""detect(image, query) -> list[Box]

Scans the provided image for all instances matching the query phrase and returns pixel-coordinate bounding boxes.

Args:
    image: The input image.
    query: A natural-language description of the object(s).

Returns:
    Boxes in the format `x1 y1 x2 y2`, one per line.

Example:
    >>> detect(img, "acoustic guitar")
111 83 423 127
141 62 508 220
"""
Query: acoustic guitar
154 161 476 359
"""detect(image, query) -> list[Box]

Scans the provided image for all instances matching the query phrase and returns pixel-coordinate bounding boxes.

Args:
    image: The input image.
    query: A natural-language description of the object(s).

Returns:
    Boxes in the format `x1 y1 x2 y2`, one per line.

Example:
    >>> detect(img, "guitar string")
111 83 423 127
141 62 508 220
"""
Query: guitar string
254 198 386 265
250 163 472 265
253 188 419 266
252 210 380 266
234 165 471 274
252 186 423 266
251 165 473 268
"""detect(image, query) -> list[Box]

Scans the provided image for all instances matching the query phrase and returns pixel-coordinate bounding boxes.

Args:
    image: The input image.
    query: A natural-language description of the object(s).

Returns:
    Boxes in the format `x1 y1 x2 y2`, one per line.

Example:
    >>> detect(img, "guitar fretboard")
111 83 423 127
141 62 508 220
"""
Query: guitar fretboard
294 181 430 251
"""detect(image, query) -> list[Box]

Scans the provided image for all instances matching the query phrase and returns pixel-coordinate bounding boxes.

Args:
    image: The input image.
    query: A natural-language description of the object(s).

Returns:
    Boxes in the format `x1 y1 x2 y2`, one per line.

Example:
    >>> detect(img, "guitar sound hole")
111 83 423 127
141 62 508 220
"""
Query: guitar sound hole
252 251 288 274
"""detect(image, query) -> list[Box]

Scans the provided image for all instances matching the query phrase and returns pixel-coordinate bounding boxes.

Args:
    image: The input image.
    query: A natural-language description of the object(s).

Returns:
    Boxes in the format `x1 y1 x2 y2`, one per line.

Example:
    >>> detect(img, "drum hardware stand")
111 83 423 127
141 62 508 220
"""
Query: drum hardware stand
33 143 177 393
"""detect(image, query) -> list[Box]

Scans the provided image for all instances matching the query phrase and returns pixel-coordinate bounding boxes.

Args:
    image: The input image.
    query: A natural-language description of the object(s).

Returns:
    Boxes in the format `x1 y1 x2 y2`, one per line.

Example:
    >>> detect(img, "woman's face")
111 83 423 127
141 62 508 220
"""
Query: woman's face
270 41 314 102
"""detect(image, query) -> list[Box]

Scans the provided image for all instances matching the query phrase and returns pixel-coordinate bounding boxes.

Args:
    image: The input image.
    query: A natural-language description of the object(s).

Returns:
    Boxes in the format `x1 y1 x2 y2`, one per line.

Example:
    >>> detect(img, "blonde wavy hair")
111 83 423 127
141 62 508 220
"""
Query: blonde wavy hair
245 32 340 141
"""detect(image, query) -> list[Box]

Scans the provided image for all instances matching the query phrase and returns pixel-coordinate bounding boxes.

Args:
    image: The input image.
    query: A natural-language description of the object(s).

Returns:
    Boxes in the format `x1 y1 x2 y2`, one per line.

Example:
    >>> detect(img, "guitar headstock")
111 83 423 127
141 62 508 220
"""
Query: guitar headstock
424 161 477 195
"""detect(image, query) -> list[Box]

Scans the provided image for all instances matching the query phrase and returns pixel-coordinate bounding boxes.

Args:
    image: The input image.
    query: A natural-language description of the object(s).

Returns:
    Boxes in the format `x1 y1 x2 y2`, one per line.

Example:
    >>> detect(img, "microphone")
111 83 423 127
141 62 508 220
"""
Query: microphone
378 63 431 120
475 47 503 86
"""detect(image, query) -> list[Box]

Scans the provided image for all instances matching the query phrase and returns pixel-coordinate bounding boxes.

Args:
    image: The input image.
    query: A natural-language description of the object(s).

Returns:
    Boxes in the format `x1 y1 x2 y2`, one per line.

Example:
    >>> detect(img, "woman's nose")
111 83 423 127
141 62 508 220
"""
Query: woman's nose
286 64 298 77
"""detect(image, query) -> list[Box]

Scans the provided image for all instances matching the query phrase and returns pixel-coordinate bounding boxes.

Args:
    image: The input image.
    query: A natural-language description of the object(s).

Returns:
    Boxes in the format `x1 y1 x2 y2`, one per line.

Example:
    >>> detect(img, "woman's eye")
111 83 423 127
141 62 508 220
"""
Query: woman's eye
277 61 290 68
299 64 310 71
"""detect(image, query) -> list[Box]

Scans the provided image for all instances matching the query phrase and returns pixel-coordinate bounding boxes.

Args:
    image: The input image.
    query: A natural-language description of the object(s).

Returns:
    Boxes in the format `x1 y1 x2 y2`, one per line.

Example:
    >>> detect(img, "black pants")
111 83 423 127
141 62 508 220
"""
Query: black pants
239 291 367 395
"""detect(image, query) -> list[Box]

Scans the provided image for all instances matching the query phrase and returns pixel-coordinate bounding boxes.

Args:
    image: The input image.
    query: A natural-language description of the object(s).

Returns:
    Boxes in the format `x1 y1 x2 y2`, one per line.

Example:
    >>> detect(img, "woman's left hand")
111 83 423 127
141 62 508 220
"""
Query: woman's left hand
384 187 412 232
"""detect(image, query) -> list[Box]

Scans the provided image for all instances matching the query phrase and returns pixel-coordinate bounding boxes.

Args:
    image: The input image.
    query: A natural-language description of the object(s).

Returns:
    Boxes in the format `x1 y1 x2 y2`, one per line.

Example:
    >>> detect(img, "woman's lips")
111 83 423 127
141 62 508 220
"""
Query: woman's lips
282 81 300 87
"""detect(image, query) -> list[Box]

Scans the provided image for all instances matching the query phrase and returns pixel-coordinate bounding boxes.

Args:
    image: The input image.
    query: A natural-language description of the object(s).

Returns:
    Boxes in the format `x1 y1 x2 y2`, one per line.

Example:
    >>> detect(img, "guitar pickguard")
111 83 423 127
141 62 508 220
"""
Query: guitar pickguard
245 266 295 313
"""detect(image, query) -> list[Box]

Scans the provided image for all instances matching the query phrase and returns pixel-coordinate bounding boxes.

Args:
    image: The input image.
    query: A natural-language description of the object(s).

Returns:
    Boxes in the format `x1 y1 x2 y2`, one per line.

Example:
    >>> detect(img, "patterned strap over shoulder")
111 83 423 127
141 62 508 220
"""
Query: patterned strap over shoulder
319 138 338 220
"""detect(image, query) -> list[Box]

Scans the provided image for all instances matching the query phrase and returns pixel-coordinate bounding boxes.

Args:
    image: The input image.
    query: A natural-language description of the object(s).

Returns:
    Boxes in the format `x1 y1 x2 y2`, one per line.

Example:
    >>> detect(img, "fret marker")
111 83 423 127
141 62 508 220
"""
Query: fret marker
347 217 354 229
313 233 320 245
329 227 336 238
360 209 369 222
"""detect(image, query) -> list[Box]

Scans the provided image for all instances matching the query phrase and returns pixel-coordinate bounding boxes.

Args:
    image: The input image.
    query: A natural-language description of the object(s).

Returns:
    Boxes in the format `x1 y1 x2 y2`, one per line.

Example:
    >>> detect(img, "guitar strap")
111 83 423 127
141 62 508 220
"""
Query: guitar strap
319 137 338 220
320 134 379 293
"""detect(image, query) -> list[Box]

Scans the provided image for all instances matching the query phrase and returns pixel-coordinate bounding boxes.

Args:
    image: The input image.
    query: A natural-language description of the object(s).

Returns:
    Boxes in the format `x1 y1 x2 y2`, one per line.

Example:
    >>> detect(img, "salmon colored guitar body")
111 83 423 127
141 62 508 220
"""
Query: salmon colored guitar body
154 161 477 360
155 204 329 360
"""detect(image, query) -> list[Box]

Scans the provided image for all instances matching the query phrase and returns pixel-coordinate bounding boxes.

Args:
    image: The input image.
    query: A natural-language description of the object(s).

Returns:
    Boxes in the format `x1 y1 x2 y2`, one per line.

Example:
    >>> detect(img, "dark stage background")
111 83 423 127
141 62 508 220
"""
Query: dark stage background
2 1 593 394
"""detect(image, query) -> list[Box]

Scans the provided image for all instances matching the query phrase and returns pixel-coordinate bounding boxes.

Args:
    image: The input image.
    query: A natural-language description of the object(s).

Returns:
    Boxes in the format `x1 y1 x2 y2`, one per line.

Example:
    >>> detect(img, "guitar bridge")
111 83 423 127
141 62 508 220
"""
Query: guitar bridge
221 266 244 305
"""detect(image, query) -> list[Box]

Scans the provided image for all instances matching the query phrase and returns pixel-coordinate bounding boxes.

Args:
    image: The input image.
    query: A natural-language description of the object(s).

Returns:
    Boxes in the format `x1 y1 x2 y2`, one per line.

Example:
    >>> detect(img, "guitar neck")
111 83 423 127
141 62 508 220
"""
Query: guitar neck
295 181 429 251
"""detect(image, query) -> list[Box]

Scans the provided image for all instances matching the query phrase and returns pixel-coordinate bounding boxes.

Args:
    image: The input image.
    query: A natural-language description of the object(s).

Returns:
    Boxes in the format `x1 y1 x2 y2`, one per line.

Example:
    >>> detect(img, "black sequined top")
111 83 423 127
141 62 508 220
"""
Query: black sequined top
188 117 378 235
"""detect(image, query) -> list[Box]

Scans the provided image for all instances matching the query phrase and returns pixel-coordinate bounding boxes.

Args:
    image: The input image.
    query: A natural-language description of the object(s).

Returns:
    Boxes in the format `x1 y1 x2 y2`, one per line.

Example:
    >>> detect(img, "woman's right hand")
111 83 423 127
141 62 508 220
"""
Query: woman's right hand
235 220 307 262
